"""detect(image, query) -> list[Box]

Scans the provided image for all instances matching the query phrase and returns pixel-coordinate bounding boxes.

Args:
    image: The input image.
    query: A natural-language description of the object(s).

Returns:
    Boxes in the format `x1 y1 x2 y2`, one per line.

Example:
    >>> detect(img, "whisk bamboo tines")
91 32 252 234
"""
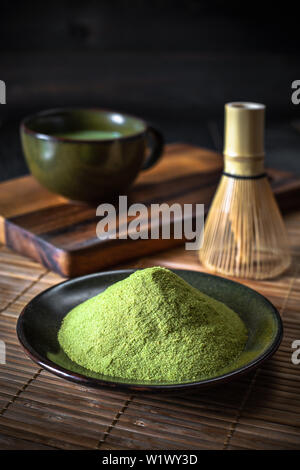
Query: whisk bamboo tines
199 102 291 280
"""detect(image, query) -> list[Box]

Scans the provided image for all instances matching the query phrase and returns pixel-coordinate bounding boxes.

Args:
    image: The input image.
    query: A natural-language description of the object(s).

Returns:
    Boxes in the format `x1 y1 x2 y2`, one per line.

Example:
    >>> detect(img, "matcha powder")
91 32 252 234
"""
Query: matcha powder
58 267 248 382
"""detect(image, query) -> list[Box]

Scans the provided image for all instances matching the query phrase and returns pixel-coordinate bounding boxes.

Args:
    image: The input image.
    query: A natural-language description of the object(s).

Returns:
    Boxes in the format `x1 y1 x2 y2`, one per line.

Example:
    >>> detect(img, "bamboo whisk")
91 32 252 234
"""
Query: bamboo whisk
199 102 291 280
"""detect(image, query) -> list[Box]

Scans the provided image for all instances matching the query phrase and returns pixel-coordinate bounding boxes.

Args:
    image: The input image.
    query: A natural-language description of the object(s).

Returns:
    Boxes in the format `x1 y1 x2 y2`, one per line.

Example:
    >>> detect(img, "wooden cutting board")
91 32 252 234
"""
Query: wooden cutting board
1 143 300 277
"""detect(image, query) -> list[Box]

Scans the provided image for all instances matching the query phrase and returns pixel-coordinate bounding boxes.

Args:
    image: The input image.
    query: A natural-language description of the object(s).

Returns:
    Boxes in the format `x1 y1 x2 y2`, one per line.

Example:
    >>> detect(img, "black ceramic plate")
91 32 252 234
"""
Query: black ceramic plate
17 269 283 392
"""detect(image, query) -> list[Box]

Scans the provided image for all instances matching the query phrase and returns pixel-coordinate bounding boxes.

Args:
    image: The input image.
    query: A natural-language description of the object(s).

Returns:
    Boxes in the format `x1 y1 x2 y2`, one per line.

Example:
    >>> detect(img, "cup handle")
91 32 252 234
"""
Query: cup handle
142 126 164 170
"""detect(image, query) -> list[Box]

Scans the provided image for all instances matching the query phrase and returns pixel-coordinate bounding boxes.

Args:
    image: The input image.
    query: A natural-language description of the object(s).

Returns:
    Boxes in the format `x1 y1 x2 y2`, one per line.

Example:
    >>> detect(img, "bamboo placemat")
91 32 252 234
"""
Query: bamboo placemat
0 212 299 450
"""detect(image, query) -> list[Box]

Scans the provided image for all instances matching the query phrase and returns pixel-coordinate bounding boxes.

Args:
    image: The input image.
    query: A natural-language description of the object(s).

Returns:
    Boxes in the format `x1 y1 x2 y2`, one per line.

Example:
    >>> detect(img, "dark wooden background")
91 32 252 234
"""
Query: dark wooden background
1 0 300 182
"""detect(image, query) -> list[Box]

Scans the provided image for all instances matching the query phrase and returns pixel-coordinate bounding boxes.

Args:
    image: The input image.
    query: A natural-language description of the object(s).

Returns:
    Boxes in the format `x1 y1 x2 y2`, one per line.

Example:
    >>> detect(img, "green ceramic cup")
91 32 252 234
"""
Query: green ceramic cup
20 108 164 203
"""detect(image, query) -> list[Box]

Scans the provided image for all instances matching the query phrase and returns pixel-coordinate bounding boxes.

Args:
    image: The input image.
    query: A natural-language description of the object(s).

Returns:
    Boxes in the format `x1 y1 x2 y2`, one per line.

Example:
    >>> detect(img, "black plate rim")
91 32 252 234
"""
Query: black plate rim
16 268 283 392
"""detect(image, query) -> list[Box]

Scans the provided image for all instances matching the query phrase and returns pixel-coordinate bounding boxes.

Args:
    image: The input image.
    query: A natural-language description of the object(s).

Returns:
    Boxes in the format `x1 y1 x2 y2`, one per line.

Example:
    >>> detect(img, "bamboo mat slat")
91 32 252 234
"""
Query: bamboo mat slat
0 431 57 450
0 213 299 449
102 380 253 450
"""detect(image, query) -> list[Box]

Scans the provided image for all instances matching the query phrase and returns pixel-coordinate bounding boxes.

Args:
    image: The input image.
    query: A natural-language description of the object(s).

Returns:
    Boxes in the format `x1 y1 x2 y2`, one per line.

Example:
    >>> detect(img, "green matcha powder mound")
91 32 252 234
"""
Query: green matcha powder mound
58 267 248 382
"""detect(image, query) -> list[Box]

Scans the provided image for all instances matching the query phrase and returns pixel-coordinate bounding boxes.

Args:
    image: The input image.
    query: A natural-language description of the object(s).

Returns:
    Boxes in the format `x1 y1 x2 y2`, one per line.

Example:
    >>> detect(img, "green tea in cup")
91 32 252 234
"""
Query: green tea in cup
21 108 164 202
53 130 123 140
